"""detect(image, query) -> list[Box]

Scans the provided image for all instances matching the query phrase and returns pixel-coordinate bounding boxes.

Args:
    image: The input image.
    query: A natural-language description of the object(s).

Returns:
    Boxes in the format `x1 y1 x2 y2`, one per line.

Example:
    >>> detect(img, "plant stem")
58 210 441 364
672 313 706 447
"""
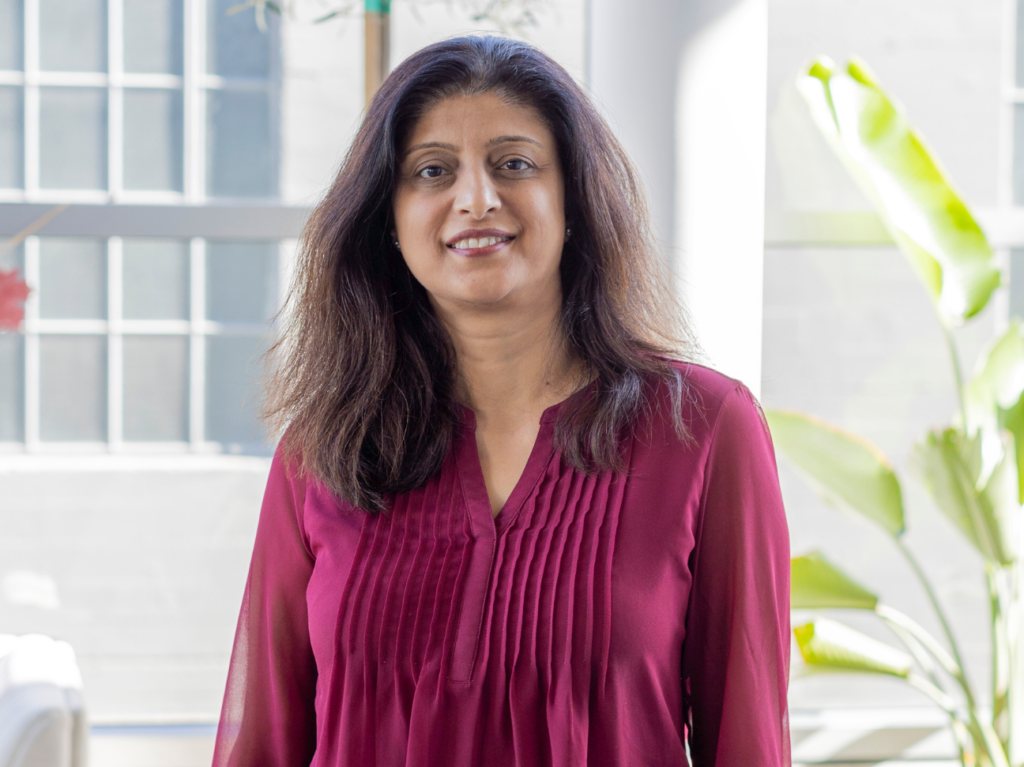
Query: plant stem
944 325 970 430
878 602 998 765
988 563 1011 756
897 536 972 686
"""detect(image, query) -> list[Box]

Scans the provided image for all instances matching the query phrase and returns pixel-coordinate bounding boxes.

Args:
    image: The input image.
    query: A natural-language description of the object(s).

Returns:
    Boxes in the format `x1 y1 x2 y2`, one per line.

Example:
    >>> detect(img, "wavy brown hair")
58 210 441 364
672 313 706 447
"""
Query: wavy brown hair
264 36 694 512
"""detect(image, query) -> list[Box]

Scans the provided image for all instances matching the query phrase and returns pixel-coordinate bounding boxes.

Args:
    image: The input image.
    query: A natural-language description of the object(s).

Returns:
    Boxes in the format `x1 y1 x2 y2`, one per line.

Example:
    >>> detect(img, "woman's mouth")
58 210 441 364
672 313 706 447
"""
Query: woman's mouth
447 235 514 256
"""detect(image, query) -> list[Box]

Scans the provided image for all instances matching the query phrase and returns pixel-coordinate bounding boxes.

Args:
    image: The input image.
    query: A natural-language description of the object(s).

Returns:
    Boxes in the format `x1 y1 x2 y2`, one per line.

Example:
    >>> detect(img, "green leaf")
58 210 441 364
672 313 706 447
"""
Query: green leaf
765 409 905 536
965 320 1024 502
794 618 912 677
798 57 999 326
966 320 1024 423
1003 397 1024 504
910 429 1015 564
791 551 879 610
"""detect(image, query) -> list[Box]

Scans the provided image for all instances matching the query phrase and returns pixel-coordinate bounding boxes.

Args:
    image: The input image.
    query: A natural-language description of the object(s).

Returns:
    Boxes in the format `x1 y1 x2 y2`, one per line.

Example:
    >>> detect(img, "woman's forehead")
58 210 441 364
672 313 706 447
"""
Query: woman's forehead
402 92 553 155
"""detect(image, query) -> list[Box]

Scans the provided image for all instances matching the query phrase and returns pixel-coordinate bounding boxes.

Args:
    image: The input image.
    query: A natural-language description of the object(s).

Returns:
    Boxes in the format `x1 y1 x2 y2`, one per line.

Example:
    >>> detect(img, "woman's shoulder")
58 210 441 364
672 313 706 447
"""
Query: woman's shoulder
647 359 767 447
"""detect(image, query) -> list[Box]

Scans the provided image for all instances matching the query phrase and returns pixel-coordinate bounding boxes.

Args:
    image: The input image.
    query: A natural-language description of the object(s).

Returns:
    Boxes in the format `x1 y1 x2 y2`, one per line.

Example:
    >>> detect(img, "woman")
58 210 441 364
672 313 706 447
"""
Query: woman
213 36 790 767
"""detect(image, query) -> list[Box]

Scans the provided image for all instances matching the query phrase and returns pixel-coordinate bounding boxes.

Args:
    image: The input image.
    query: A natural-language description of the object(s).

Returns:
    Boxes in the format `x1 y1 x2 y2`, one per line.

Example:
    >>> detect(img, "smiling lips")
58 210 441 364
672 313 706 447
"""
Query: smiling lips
446 230 515 256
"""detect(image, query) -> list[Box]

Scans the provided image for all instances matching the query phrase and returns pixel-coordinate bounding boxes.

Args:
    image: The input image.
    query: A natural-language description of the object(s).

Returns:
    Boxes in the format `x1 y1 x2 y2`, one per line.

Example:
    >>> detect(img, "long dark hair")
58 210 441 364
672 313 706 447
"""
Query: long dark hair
264 36 694 512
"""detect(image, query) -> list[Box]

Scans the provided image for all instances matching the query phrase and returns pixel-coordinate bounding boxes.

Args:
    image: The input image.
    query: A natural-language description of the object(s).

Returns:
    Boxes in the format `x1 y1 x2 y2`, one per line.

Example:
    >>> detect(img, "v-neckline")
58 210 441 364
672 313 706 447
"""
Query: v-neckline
454 400 563 536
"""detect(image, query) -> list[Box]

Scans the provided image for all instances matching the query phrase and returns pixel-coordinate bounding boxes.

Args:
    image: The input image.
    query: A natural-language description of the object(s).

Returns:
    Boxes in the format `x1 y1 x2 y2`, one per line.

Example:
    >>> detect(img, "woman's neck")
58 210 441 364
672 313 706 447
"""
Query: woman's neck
437 298 581 430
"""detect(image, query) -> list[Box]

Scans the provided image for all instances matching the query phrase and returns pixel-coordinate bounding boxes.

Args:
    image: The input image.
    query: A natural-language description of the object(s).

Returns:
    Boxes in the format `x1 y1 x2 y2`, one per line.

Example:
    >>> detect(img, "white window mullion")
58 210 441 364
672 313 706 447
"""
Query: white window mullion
189 237 205 448
23 0 39 197
108 0 124 200
108 236 124 450
23 236 40 450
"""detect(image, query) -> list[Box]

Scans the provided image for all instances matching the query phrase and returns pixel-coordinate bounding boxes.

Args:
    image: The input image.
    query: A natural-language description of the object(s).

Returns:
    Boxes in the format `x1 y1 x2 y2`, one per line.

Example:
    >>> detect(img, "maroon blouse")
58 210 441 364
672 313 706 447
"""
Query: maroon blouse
212 364 791 767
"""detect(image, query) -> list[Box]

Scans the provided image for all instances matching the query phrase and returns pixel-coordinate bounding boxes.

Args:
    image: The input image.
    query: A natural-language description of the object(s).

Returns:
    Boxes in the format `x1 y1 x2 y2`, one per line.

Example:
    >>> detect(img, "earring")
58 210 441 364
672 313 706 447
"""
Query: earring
565 227 572 240
394 239 401 250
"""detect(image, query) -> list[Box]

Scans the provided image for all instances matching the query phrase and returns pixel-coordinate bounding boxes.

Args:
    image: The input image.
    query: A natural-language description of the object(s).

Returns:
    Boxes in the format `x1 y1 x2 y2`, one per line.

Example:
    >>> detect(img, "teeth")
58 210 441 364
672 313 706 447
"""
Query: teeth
452 236 511 249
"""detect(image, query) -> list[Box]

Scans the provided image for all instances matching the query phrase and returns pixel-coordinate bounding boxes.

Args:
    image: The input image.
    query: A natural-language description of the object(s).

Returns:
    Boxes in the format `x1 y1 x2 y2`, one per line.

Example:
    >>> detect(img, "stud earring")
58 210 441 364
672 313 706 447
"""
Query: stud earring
565 227 572 240
394 239 401 250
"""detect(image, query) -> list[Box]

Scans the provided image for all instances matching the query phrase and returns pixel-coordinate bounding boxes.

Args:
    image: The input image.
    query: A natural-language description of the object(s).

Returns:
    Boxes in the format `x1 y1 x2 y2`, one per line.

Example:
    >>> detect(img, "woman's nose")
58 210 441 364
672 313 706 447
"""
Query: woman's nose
454 167 500 218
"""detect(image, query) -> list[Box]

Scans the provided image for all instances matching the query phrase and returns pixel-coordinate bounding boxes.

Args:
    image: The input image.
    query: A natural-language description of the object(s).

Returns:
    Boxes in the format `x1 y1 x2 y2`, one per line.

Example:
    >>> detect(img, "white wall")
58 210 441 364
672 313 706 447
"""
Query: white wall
588 0 768 395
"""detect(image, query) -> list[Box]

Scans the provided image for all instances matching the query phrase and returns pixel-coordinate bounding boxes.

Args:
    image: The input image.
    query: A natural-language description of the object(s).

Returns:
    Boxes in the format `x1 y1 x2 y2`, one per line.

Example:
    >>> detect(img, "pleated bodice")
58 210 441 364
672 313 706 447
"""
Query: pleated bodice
213 364 792 767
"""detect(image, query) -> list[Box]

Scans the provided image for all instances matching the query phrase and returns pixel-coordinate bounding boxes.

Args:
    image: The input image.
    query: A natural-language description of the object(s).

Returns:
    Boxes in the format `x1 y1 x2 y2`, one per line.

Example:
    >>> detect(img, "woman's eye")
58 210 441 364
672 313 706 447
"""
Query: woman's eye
501 159 530 171
417 166 447 178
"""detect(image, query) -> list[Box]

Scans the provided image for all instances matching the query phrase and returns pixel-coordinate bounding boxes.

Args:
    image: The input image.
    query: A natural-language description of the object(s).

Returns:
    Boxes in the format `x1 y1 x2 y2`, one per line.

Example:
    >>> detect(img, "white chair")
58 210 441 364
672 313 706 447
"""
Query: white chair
0 635 87 767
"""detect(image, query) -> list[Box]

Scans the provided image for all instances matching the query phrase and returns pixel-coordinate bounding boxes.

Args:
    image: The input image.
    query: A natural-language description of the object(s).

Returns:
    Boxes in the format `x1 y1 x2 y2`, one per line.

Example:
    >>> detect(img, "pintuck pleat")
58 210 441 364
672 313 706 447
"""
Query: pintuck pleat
324 413 629 767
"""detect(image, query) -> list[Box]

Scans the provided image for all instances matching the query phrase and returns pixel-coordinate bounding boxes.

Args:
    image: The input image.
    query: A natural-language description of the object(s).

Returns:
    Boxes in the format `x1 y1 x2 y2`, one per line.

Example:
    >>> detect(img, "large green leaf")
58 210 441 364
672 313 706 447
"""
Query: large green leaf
765 409 905 536
910 429 1015 565
798 57 999 326
965 321 1024 501
791 551 879 610
794 618 912 677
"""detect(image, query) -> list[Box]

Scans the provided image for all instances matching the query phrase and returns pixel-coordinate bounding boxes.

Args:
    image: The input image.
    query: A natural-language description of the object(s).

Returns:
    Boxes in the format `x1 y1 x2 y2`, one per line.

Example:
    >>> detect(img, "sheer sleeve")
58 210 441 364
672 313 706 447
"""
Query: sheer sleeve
212 447 318 767
681 384 791 766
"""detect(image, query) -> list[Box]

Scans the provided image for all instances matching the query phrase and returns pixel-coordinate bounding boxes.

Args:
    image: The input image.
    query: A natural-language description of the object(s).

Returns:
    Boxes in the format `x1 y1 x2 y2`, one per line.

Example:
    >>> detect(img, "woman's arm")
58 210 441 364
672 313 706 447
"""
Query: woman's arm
212 447 319 767
681 384 791 766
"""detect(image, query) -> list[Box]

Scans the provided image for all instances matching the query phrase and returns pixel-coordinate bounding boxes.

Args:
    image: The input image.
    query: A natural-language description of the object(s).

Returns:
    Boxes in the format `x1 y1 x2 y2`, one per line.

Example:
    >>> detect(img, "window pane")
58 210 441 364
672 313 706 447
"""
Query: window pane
206 241 277 323
1018 0 1024 87
40 335 107 441
206 335 265 447
0 244 24 441
124 0 183 74
1016 105 1024 205
0 0 22 70
0 333 23 441
40 87 107 190
123 238 189 320
124 88 183 191
123 335 188 441
39 0 106 72
1012 249 1024 320
0 87 23 188
206 90 274 198
207 0 272 77
0 240 22 271
39 237 106 320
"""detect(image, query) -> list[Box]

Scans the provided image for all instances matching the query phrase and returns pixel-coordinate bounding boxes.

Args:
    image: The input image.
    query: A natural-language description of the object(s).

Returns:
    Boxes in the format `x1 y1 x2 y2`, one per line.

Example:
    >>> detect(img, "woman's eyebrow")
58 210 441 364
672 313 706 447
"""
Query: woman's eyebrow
404 141 458 156
487 135 542 148
403 135 542 159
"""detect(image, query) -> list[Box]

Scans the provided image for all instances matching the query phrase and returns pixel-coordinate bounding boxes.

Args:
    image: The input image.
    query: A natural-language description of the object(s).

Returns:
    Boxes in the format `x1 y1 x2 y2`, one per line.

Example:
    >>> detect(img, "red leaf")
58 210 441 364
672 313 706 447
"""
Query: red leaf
0 268 31 331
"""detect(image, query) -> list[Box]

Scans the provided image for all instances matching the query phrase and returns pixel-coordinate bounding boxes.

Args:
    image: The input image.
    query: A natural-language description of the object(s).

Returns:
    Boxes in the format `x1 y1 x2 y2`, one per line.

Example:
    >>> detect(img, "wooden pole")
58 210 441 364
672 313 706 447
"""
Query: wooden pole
365 0 391 108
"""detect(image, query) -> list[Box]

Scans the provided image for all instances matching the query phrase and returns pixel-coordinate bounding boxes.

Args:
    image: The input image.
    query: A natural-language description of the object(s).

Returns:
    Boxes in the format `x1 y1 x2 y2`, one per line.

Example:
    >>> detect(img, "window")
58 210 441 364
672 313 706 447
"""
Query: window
0 236 281 452
0 0 286 454
0 0 279 202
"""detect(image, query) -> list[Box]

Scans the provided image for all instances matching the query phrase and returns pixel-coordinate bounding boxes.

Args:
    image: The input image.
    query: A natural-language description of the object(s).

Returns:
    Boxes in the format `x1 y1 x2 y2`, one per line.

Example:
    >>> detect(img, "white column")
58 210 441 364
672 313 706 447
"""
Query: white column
587 0 768 397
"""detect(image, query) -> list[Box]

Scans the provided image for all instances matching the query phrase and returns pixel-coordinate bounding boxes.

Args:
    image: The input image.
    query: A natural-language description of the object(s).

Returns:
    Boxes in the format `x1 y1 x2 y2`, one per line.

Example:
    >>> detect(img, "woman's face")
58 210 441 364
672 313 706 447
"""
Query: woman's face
392 91 566 316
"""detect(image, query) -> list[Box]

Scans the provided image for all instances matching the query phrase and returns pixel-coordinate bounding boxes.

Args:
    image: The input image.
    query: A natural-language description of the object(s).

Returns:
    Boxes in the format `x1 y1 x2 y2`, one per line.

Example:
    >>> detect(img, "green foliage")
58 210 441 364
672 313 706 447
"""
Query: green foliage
765 409 905 536
798 57 999 327
782 55 1023 767
794 618 912 677
966 321 1024 503
791 552 879 610
911 429 1016 565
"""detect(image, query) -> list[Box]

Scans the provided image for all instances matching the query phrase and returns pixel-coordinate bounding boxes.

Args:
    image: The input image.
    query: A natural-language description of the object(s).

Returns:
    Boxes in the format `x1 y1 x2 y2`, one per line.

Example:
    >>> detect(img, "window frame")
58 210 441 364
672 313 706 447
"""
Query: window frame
0 0 296 456
0 0 281 204
0 229 294 455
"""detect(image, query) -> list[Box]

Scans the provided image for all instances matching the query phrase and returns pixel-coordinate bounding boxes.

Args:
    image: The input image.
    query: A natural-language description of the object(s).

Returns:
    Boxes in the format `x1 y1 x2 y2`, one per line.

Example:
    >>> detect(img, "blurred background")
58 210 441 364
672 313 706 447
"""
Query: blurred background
0 0 1015 764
